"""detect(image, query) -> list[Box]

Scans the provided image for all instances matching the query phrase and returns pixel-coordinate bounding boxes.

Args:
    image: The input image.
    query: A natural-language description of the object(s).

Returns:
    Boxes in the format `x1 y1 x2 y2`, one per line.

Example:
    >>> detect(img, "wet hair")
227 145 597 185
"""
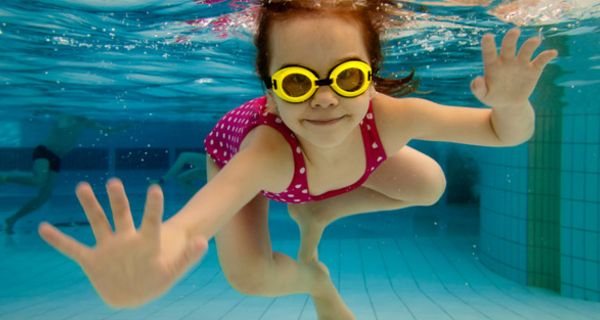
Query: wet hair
254 0 417 97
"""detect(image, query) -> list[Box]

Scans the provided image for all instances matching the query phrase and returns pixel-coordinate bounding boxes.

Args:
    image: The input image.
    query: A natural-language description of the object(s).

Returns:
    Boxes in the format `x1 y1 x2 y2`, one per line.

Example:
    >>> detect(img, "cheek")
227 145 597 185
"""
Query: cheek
278 106 304 123
270 99 305 124
344 98 371 119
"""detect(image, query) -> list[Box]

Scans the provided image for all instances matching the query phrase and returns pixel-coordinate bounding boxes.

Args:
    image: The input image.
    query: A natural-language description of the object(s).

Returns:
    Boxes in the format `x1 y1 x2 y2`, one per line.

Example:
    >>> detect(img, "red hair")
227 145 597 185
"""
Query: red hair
254 0 417 96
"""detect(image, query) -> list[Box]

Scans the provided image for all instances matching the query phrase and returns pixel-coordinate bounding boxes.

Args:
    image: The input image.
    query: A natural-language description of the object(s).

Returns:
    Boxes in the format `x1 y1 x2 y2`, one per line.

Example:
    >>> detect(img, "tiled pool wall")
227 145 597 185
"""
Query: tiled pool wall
478 31 600 302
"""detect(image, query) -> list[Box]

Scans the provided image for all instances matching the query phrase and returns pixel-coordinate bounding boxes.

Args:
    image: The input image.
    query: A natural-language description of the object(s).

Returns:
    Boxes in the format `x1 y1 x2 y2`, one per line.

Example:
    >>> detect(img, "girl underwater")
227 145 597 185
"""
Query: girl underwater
37 1 558 319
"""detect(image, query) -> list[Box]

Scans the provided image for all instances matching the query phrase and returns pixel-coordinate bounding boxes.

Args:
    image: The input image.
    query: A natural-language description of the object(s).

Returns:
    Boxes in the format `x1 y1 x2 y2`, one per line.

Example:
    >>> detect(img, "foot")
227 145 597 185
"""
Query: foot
307 261 355 320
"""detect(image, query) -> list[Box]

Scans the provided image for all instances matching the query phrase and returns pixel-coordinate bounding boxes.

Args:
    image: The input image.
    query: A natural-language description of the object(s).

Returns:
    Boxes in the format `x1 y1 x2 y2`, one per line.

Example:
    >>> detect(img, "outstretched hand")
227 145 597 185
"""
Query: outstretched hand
471 28 558 107
38 178 208 308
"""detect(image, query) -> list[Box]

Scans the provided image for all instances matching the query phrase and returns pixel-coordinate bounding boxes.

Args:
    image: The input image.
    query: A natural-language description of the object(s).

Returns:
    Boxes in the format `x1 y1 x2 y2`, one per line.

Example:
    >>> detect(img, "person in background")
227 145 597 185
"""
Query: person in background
154 152 206 194
0 114 127 234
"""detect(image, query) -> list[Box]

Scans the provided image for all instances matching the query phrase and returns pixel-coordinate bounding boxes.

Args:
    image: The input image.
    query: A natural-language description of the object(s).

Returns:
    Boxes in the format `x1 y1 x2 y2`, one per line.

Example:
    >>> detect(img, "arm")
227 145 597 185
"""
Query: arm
37 127 292 308
381 96 532 147
166 126 293 240
379 28 557 147
159 152 205 183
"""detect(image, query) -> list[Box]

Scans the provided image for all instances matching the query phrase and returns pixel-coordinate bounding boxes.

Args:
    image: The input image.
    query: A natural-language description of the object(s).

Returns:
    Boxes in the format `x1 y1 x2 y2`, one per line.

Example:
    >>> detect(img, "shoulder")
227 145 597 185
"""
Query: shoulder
371 93 428 154
236 125 295 193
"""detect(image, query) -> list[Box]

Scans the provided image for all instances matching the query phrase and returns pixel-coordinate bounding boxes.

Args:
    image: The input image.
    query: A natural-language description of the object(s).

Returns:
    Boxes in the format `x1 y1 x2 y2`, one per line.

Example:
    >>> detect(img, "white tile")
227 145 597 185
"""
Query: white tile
3 232 600 320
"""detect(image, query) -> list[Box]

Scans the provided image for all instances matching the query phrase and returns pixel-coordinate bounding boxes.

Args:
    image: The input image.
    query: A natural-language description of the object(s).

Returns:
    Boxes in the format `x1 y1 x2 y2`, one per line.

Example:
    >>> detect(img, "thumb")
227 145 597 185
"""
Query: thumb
470 76 488 101
169 237 209 280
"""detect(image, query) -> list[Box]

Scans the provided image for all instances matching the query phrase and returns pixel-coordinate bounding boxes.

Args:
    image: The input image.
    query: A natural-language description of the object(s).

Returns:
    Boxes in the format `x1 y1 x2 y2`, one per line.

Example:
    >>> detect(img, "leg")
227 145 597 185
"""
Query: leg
206 158 321 296
5 172 57 234
289 146 446 262
207 158 353 319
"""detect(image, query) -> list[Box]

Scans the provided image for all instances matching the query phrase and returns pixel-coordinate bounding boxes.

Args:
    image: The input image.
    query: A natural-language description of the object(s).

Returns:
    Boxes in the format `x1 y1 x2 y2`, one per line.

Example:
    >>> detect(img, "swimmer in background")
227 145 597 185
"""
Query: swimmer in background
0 114 127 234
37 1 557 318
153 152 206 194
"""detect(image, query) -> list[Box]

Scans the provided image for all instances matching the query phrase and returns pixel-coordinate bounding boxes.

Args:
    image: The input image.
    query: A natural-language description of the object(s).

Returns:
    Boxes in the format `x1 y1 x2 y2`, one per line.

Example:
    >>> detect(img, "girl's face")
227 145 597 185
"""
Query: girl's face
267 14 375 148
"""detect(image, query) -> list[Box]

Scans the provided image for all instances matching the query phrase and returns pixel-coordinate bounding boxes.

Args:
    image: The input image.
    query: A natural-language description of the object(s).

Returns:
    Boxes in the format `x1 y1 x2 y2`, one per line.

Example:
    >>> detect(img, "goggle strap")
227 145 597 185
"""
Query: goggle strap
315 78 333 86
264 77 274 89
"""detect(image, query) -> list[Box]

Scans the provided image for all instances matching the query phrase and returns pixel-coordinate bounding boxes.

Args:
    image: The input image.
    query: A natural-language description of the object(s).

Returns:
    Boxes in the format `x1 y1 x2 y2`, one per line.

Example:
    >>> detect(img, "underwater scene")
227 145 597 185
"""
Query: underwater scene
0 0 599 319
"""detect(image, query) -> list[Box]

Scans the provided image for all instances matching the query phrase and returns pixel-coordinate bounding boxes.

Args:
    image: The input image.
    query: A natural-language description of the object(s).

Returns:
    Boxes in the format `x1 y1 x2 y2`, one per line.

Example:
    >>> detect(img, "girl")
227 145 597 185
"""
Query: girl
38 0 557 319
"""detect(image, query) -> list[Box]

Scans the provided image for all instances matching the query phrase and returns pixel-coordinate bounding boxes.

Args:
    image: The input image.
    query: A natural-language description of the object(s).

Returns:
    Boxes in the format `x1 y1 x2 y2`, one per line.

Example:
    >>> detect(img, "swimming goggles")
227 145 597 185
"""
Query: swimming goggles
264 59 372 103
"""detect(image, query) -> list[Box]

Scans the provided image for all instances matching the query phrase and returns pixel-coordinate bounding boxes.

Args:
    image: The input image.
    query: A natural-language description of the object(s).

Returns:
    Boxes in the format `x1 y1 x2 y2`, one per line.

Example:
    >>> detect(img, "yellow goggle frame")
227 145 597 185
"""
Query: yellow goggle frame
265 60 372 103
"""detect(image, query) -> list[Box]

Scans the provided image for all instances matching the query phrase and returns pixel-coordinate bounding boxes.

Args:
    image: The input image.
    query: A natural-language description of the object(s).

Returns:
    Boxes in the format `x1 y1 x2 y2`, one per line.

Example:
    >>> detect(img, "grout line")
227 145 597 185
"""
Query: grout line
392 237 455 320
375 239 417 320
357 239 380 320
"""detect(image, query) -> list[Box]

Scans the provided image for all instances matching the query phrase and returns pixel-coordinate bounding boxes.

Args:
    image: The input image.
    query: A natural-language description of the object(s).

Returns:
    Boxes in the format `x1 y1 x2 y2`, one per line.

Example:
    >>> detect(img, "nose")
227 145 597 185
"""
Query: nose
309 85 338 109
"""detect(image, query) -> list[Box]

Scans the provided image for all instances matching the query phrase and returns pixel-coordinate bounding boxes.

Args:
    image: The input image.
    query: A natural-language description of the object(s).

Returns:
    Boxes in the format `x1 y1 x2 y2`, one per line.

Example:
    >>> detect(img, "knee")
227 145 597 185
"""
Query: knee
415 164 447 206
222 261 271 296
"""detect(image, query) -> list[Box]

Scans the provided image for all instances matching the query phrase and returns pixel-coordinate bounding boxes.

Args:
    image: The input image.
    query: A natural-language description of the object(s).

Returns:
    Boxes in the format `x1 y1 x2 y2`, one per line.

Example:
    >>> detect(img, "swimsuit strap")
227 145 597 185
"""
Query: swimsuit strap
360 101 387 173
258 103 311 203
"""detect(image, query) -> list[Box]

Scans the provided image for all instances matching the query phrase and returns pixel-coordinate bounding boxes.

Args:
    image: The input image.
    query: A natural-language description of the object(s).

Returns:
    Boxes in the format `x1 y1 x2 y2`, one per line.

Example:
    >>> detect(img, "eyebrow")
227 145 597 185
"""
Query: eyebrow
278 55 365 75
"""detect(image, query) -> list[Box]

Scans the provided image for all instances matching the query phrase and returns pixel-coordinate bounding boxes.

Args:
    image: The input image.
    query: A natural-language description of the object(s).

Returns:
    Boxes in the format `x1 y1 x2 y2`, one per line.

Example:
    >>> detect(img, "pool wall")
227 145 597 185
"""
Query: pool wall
479 31 600 302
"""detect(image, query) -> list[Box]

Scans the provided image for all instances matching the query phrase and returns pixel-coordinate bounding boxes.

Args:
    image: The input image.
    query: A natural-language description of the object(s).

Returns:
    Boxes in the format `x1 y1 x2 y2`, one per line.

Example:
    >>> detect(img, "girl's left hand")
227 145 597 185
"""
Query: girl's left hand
470 28 558 108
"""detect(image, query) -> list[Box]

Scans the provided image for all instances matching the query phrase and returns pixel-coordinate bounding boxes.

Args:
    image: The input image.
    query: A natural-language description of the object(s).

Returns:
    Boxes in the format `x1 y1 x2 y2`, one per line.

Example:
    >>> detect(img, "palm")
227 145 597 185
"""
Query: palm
38 179 207 308
82 232 175 307
471 28 558 107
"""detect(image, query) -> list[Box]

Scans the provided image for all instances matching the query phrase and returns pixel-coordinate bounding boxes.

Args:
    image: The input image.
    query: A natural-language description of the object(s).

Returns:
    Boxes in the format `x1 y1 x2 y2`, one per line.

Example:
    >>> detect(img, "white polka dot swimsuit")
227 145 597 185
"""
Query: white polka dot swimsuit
204 96 387 204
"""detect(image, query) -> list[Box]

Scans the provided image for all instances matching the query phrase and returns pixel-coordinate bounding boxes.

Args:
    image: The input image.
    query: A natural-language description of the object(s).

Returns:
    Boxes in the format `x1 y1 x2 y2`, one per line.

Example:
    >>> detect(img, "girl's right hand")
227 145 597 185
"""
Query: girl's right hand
38 179 208 308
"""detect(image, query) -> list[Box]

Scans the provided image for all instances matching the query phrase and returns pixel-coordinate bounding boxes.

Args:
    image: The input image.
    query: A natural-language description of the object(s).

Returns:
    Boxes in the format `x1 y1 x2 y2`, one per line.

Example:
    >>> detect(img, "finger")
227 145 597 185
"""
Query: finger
167 237 209 281
76 182 112 243
481 34 497 67
470 76 488 101
517 36 541 62
39 222 91 265
106 178 135 233
499 28 520 59
140 184 164 245
531 49 558 70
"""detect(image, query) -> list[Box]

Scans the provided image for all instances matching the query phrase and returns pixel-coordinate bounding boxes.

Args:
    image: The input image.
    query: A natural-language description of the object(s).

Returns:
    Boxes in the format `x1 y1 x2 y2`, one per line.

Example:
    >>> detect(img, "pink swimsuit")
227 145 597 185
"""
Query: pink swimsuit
204 96 387 204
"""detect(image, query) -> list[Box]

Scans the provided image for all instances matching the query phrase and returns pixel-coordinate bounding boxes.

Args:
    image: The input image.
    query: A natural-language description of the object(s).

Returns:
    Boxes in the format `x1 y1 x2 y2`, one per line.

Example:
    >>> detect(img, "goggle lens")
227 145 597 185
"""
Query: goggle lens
336 67 364 92
282 73 312 97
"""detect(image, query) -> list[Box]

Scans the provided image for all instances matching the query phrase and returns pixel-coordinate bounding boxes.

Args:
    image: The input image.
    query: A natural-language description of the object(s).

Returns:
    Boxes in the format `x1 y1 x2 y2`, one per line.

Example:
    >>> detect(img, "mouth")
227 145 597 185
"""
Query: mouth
304 115 346 126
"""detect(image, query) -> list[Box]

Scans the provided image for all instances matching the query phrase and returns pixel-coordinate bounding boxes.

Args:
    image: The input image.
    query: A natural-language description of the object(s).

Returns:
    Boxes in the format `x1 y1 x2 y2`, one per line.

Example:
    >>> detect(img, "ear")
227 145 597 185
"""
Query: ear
366 85 377 99
265 92 279 114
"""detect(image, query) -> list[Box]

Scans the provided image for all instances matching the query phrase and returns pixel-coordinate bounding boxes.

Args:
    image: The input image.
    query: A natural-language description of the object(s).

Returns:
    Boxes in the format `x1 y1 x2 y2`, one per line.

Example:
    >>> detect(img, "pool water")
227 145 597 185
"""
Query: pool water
1 0 599 319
